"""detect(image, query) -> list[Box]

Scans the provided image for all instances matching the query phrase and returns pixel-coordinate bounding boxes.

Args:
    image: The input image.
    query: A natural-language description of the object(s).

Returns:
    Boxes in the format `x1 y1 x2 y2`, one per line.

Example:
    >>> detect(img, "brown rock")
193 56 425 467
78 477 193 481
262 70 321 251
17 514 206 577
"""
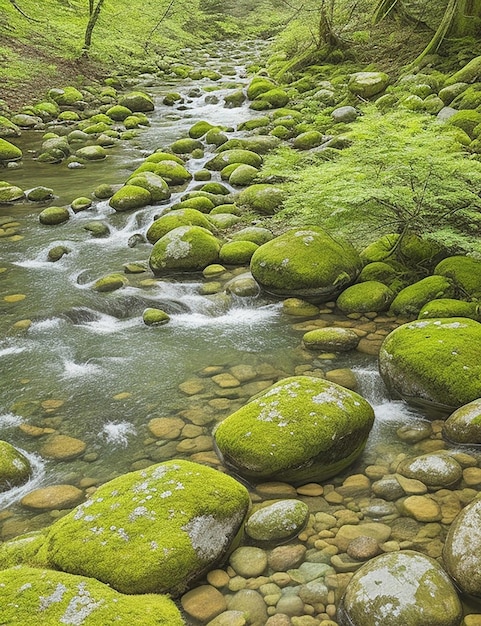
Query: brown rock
334 523 392 552
268 545 307 571
40 434 86 460
148 416 185 439
181 585 227 622
212 373 241 388
402 495 442 522
21 484 83 510
346 535 381 560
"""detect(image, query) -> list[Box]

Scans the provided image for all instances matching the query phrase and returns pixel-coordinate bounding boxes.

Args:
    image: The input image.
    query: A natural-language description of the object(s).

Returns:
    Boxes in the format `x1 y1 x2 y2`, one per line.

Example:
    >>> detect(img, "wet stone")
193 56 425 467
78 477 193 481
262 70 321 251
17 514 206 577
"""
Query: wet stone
229 546 268 577
181 584 227 623
148 416 185 439
21 484 83 510
346 535 381 560
226 589 269 626
39 434 86 460
268 545 307 572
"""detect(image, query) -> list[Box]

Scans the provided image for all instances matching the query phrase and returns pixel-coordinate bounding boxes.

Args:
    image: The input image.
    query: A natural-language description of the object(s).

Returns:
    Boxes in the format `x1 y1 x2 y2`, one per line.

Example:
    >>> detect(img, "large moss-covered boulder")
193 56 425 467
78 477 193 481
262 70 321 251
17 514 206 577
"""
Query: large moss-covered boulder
214 376 374 485
338 550 462 626
444 494 481 597
127 172 170 203
75 145 107 161
170 137 203 154
348 71 390 98
118 91 154 112
237 183 285 215
443 399 481 444
418 298 481 322
379 318 481 410
434 255 481 299
250 227 362 302
152 160 192 186
0 183 24 203
0 138 22 162
109 185 151 212
219 241 259 265
389 276 454 318
360 233 442 268
336 281 394 314
146 209 213 244
48 86 83 106
0 441 32 492
149 225 221 274
205 149 262 171
39 206 70 225
32 460 249 596
246 77 276 100
231 226 273 245
0 566 184 625
252 88 289 110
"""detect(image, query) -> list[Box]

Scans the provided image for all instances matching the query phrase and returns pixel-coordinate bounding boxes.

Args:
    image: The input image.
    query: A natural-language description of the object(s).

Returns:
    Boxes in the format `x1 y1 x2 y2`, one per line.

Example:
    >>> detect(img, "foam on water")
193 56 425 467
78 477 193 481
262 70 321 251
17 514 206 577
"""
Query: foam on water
0 345 26 357
0 452 46 509
61 359 103 379
172 303 281 328
78 312 140 334
29 317 64 333
0 412 23 429
101 422 136 447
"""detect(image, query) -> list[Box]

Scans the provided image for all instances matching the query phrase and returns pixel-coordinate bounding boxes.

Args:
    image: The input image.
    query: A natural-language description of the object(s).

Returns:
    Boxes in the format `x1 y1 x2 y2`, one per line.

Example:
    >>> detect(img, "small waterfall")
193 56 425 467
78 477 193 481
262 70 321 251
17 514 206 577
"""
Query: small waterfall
0 452 46 510
354 366 390 406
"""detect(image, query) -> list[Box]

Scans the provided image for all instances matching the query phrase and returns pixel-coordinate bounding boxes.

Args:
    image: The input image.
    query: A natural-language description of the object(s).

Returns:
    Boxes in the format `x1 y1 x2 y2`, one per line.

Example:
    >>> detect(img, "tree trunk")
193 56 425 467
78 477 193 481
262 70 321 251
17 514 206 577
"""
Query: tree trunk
82 0 106 56
449 0 481 35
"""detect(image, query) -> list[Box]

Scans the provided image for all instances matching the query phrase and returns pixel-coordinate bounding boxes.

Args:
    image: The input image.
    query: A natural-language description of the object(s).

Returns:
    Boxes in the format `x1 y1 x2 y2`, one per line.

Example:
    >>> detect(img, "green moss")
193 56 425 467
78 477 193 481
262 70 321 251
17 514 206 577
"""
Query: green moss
206 149 263 170
48 86 82 106
0 184 24 203
109 185 151 212
149 225 221 274
293 130 323 150
0 566 184 624
434 255 481 298
0 440 32 492
447 110 481 139
210 204 242 216
379 318 481 409
418 299 481 322
142 308 170 326
231 226 273 245
106 105 132 121
199 182 230 196
172 197 215 213
146 209 213 244
151 161 192 186
247 77 276 100
336 281 394 314
358 261 401 285
93 273 128 293
219 241 259 265
170 137 203 154
214 376 374 484
390 276 454 318
39 206 70 225
118 91 154 112
144 152 184 165
126 172 170 203
253 87 289 109
38 460 249 596
302 327 360 351
237 183 285 215
228 164 259 186
188 120 215 139
0 138 22 162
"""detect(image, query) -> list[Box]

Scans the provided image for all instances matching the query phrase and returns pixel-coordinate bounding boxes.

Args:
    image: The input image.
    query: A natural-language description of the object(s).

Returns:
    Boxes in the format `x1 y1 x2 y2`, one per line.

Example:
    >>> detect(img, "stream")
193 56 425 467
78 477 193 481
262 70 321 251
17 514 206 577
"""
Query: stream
1 39 475 624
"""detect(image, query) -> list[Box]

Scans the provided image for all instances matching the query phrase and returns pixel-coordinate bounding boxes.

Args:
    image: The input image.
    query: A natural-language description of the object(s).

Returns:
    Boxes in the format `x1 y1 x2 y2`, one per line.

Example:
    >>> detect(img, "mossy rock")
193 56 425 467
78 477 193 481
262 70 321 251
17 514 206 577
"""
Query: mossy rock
123 115 141 129
237 183 285 215
379 318 481 410
48 86 83 106
11 113 42 128
152 160 192 186
204 128 228 146
214 376 374 485
0 441 31 492
75 145 107 161
231 226 273 245
423 95 445 115
446 56 481 85
207 213 241 229
250 227 362 302
189 120 215 139
142 308 170 326
126 172 170 203
34 460 249 596
219 241 259 265
253 88 289 110
26 186 53 202
210 203 241 216
71 196 92 212
106 105 133 121
338 550 462 626
0 138 22 162
118 91 154 112
58 110 80 122
84 221 110 238
224 89 246 107
0 566 183 625
172 197 215 213
360 233 442 269
193 169 212 181
144 151 184 165
336 281 395 314
149 225 221 274
109 185 151 212
238 117 270 132
447 110 481 138
348 71 389 98
438 82 468 105
83 122 112 135
357 261 401 285
94 183 116 199
0 115 21 138
170 137 203 154
434 255 481 299
221 163 241 180
444 494 481 598
199 182 230 196
39 206 70 225
302 327 360 352
93 273 128 292
245 500 309 543
246 77 277 100
47 245 70 261
217 136 280 155
146 209 213 244
389 276 454 318
163 92 183 106
0 184 24 203
293 130 323 150
443 399 481 444
206 149 262 171
418 298 481 322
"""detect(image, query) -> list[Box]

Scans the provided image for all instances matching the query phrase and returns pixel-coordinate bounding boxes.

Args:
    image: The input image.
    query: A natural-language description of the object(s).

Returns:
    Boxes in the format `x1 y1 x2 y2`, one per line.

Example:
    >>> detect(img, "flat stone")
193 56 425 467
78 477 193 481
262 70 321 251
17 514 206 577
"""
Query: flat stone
179 378 205 395
21 484 83 510
346 535 381 560
296 483 324 497
463 467 481 488
395 473 428 495
40 434 86 460
229 364 257 382
256 482 298 499
181 585 227 622
207 611 247 626
229 546 268 577
212 373 241 388
148 417 185 439
334 523 392 552
402 495 442 522
268 545 307 571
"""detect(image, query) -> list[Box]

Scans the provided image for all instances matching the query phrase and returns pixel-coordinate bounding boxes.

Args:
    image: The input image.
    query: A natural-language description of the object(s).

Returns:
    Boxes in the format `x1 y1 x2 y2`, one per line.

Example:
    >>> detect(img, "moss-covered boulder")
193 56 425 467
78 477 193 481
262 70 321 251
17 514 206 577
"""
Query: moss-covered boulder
379 318 481 410
389 276 454 318
237 184 285 215
282 298 319 318
434 255 481 299
170 137 203 154
109 185 151 212
360 233 442 269
0 115 21 138
106 104 132 121
84 221 110 238
149 225 221 274
443 399 481 444
338 550 462 626
0 441 32 492
75 145 107 161
336 281 394 314
188 120 215 139
293 130 323 150
146 209 213 244
446 55 481 85
48 86 83 106
173 196 215 213
224 89 246 107
357 261 401 285
39 206 70 225
302 327 360 352
447 110 481 138
205 149 262 171
219 241 259 265
152 160 192 186
418 298 481 322
247 77 276 100
92 273 128 293
0 183 24 203
127 172 170 203
217 135 280 155
144 151 184 165
250 227 362 302
443 494 481 597
142 308 170 326
0 566 183 625
231 226 273 245
25 186 53 202
0 138 22 162
214 376 374 485
348 71 390 98
253 88 289 110
118 91 154 112
208 213 241 229
31 460 249 596
245 500 309 543
48 245 70 261
228 164 259 186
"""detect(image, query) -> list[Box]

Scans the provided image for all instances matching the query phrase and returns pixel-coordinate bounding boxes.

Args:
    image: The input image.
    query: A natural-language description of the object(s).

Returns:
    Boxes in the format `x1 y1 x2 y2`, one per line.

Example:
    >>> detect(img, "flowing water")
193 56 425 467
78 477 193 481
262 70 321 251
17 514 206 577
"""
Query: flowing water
0 38 464 622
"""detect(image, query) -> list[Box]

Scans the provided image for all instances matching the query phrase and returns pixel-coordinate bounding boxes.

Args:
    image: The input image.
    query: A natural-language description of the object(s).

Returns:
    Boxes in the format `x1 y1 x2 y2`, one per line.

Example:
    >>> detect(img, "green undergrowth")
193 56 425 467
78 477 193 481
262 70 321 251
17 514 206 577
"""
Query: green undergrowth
264 106 481 255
